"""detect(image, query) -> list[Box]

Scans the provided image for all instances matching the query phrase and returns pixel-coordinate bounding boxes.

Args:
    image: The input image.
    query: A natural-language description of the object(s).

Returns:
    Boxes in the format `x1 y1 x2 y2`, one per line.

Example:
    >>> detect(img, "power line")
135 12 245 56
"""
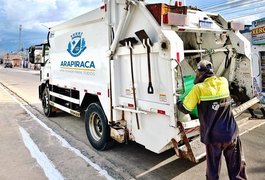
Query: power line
197 2 220 9
197 0 265 23
208 0 264 13
202 0 255 11
227 11 265 21
217 3 265 16
199 0 247 9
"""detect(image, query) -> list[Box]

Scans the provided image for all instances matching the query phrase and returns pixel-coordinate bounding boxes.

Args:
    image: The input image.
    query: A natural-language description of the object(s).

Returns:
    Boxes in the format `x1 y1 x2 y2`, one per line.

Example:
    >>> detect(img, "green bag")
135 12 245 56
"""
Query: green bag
179 75 198 118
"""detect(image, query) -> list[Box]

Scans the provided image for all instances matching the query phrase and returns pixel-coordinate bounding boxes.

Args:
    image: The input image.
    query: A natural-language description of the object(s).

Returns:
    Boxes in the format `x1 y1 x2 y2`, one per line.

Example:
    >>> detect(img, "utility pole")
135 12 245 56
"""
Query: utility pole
19 25 22 52
19 24 23 67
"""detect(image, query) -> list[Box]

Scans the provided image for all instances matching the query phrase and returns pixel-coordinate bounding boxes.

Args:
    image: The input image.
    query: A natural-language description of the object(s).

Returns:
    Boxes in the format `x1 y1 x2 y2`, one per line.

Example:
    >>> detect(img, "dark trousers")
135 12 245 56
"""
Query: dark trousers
206 137 247 180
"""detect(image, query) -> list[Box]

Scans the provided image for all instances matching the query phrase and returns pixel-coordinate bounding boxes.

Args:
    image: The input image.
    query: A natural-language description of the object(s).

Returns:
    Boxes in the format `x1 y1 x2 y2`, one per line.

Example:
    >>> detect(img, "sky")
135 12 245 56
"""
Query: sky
1 0 265 54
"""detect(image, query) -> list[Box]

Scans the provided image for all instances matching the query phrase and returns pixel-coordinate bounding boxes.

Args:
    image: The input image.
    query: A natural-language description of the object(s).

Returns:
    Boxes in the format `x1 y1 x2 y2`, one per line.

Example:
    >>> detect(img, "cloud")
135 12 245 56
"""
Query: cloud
1 0 264 53
0 0 104 52
0 0 102 31
231 14 263 25
1 0 54 31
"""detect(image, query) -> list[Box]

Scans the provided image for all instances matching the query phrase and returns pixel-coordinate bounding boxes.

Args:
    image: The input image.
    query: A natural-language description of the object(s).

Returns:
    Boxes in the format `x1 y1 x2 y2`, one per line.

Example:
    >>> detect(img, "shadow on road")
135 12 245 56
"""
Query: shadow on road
45 110 205 179
99 139 205 179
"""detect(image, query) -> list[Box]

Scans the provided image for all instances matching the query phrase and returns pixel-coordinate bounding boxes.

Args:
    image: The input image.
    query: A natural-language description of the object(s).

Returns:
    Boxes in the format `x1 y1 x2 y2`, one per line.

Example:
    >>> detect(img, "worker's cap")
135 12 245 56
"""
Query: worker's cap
197 60 214 73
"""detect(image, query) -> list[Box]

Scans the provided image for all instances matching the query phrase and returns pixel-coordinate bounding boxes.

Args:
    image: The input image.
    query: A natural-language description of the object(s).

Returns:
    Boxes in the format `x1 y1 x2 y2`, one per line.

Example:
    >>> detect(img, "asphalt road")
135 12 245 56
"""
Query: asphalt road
1 66 265 180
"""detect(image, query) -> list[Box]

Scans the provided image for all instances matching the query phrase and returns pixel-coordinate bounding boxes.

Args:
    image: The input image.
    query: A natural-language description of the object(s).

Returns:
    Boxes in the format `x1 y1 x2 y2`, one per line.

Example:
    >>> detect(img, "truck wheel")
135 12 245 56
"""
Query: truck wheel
42 87 56 117
85 102 114 150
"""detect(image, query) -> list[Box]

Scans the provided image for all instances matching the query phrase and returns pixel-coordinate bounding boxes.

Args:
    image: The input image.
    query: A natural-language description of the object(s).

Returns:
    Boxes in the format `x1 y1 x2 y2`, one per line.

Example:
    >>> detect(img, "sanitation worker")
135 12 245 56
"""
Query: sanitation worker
177 60 247 180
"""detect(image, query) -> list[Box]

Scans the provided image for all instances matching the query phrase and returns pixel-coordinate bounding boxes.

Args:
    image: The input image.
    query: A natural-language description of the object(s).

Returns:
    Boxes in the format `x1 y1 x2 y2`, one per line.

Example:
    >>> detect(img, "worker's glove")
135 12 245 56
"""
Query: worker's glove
177 100 190 114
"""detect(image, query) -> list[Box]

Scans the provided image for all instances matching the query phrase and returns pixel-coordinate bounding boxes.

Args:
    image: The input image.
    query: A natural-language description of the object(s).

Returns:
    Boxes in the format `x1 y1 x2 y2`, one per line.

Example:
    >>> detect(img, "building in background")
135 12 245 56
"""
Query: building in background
242 18 265 101
0 52 22 67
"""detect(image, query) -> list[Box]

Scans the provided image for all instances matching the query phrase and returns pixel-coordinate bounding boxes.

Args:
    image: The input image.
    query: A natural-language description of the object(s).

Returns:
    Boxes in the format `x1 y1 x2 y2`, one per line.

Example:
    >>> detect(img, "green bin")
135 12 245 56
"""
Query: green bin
179 75 198 118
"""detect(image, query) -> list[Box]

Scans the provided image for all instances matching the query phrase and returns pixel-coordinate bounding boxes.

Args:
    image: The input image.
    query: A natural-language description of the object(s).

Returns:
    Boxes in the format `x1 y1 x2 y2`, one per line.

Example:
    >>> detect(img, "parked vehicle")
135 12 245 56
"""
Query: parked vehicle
4 62 13 68
29 0 261 162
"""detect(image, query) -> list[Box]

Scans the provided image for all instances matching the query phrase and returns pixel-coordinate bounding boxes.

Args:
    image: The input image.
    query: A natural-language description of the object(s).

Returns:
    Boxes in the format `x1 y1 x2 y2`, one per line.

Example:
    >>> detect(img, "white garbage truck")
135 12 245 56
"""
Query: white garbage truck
29 0 261 162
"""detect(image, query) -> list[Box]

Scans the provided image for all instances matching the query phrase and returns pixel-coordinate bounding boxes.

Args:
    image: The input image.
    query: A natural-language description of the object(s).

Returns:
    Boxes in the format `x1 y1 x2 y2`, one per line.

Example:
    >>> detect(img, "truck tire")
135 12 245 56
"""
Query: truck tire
85 102 114 150
42 86 56 117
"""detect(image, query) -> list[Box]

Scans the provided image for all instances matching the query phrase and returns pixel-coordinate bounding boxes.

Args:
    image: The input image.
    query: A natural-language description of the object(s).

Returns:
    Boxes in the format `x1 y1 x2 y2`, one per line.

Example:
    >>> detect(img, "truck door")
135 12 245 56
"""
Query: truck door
41 43 51 82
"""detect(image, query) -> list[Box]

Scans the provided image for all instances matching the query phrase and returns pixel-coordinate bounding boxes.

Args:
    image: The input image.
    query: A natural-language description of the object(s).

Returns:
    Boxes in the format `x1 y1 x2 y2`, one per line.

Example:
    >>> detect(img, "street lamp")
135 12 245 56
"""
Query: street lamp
6 53 9 63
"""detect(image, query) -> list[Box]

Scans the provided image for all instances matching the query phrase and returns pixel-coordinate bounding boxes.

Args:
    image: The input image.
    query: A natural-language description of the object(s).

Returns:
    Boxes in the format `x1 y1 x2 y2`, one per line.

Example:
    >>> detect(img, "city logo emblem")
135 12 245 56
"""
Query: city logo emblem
67 32 86 57
212 102 219 111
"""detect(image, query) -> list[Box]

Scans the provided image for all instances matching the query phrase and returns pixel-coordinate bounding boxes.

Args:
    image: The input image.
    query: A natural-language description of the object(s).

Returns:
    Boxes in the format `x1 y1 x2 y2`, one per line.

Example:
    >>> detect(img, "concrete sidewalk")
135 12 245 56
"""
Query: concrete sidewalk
0 86 47 179
0 84 111 180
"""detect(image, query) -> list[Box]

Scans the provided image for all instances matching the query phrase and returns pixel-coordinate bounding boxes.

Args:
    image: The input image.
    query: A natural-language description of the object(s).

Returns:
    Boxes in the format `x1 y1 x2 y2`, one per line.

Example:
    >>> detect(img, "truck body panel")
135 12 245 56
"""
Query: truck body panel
48 8 111 116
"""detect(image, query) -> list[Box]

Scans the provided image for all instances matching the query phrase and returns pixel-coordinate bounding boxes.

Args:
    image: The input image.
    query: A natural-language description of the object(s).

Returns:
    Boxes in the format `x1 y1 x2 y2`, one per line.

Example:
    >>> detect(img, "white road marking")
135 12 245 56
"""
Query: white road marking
19 127 64 180
0 84 115 180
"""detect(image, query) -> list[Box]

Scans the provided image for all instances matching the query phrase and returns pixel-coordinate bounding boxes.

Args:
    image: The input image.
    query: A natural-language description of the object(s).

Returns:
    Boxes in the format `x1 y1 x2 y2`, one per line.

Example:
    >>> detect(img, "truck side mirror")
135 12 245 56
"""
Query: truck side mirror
28 46 35 63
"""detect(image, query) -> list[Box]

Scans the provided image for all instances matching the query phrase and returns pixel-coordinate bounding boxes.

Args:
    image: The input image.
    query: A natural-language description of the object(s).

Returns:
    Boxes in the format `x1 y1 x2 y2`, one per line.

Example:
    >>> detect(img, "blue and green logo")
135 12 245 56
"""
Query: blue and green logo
67 32 86 57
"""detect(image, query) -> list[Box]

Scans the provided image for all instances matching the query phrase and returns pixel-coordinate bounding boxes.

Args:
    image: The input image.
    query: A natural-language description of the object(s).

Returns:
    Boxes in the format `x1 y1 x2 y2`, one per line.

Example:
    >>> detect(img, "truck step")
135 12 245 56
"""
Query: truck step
114 106 147 114
49 101 80 117
172 121 205 163
178 137 206 163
